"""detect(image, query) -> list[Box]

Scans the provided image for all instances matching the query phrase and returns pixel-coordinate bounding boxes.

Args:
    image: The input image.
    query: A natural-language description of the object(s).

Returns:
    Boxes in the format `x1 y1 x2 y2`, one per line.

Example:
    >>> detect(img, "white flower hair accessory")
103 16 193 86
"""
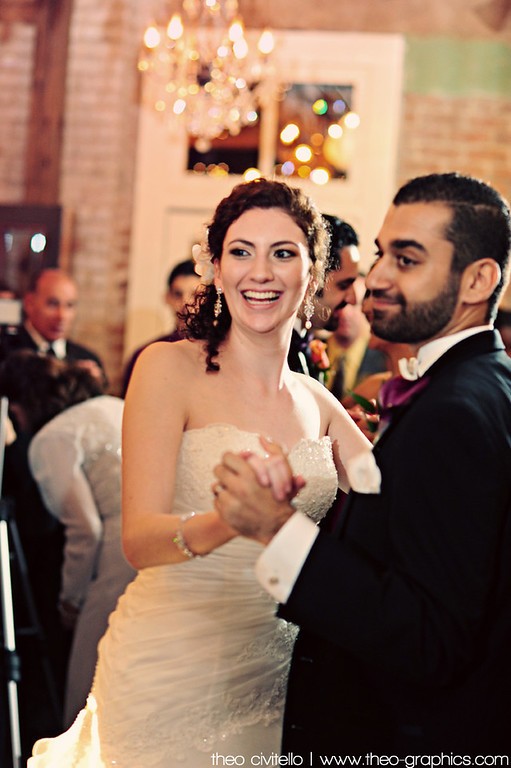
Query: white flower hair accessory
192 241 215 285
345 450 381 494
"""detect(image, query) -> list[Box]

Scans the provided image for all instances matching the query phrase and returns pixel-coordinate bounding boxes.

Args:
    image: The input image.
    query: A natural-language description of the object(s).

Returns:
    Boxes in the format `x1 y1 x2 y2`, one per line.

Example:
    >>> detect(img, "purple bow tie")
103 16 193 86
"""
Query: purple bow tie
378 374 430 424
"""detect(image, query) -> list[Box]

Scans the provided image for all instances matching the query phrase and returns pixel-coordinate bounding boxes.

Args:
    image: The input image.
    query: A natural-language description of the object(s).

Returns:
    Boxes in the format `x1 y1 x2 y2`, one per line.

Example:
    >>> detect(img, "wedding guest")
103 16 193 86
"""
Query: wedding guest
0 268 105 380
214 172 511 759
0 351 135 732
28 178 374 767
122 258 200 395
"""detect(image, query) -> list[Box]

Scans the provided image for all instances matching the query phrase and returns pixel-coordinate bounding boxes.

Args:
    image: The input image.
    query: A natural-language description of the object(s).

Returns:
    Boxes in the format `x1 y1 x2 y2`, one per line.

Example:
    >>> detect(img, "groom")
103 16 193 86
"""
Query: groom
214 173 511 759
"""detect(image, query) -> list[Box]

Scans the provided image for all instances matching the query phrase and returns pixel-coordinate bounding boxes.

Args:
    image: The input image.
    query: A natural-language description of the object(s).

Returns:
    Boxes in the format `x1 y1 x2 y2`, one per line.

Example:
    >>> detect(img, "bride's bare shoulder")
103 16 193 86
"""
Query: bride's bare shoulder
133 338 206 380
292 370 332 400
291 370 351 420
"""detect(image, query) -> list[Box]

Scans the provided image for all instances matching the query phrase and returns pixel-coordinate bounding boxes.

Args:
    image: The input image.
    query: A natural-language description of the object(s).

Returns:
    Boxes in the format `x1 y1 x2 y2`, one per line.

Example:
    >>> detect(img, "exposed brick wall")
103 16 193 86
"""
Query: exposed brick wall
397 66 511 311
0 21 34 201
398 93 511 207
58 0 144 392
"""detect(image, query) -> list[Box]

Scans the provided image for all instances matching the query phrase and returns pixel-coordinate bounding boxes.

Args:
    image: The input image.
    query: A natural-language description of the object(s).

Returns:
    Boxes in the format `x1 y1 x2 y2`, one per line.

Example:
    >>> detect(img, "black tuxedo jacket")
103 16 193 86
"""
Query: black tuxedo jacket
279 331 511 759
0 324 104 369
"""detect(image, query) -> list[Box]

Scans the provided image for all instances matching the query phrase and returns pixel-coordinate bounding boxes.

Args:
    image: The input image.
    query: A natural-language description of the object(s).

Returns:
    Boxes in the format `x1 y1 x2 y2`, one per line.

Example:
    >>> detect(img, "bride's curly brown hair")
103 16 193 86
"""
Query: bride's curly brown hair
183 178 330 372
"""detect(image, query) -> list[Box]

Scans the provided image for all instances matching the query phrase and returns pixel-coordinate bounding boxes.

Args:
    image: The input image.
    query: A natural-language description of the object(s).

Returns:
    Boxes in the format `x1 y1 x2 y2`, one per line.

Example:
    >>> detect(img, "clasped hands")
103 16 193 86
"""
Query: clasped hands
212 436 304 545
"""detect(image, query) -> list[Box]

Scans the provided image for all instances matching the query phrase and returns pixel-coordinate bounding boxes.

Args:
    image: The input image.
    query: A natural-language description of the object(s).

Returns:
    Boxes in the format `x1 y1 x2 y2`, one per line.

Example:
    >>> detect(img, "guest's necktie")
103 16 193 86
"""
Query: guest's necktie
46 343 57 357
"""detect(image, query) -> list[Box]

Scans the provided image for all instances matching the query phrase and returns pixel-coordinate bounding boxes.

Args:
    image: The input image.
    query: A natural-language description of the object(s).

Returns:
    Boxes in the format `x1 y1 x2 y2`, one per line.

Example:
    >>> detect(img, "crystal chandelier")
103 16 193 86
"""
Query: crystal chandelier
138 0 276 145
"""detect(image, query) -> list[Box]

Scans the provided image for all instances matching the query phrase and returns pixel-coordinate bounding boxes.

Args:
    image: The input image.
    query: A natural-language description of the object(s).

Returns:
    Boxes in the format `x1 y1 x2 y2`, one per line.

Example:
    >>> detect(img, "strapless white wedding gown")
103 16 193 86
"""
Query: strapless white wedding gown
29 424 338 768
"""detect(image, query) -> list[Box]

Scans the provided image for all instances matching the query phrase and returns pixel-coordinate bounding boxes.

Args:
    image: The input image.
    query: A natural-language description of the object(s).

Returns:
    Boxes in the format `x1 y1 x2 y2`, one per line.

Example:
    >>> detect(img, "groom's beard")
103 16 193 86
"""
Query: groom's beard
370 273 461 344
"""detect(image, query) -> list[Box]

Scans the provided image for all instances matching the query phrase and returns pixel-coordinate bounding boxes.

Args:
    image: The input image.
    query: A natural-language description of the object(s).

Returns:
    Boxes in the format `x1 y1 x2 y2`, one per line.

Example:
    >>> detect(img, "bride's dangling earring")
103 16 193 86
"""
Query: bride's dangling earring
213 286 223 326
303 291 314 330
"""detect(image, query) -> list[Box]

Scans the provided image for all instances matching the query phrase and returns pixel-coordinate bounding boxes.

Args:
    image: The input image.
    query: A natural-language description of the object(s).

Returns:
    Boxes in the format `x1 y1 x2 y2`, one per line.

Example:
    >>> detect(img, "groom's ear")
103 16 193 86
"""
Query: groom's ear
459 258 501 306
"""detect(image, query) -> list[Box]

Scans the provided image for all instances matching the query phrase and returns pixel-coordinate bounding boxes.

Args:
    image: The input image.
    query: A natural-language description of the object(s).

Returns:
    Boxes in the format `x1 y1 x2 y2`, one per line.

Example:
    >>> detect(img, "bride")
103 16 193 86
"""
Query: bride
29 178 373 767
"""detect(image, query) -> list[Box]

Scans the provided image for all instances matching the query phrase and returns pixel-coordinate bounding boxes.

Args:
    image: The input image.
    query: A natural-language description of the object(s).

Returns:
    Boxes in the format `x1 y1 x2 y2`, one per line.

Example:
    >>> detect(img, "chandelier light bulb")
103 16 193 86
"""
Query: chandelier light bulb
233 37 249 59
174 99 187 115
143 25 161 49
257 30 274 56
228 19 245 42
167 14 184 40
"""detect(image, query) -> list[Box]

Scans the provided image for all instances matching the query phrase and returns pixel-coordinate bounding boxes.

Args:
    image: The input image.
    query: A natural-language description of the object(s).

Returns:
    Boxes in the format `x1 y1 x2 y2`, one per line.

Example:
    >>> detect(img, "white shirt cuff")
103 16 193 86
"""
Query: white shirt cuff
255 511 319 604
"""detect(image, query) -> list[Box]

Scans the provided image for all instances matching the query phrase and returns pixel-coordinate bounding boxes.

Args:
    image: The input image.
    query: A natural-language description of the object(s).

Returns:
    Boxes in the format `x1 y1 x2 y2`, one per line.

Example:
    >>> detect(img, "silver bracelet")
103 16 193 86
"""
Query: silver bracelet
172 511 199 559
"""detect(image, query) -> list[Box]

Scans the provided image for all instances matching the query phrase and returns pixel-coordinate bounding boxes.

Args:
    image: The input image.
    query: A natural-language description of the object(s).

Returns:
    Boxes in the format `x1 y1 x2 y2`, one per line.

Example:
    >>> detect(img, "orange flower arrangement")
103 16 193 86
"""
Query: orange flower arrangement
308 338 330 371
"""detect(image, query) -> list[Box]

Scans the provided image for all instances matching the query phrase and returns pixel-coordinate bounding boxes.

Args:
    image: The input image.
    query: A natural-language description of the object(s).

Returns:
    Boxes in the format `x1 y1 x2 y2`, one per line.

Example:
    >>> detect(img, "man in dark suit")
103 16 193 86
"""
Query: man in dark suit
214 172 511 759
0 267 104 378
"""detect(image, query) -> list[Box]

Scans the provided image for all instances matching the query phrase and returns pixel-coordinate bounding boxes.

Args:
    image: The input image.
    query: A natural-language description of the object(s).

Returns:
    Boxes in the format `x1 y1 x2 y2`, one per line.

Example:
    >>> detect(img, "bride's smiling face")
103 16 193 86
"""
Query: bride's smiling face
215 207 313 335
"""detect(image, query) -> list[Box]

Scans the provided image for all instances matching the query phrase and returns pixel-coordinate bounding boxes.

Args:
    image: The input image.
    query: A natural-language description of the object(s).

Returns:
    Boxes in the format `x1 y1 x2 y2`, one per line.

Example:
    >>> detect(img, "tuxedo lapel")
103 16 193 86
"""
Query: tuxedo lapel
423 329 504 376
